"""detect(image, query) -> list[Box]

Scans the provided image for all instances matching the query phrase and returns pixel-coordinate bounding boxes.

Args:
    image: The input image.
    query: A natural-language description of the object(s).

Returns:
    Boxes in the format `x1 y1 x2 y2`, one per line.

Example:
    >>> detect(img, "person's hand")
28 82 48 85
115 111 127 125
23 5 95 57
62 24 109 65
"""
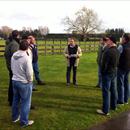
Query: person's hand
77 55 79 58
67 55 71 58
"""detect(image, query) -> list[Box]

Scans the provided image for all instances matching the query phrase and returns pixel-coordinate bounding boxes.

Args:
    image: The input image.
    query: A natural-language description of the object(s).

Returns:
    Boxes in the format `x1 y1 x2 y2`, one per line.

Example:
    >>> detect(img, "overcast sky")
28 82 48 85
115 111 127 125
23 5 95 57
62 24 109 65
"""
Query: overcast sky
0 0 130 33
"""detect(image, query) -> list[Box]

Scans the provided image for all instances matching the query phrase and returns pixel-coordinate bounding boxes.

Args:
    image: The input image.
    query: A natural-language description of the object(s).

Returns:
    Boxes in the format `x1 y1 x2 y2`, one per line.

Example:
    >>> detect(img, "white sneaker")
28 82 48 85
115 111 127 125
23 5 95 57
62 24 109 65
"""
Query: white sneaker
28 120 34 126
21 120 34 127
97 109 110 116
12 116 20 123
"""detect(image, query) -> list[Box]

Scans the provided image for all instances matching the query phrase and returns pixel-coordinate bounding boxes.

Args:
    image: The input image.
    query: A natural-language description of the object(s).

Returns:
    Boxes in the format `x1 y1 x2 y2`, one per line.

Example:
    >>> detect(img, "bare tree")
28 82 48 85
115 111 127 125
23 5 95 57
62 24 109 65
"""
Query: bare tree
0 26 13 38
62 7 102 40
38 26 49 39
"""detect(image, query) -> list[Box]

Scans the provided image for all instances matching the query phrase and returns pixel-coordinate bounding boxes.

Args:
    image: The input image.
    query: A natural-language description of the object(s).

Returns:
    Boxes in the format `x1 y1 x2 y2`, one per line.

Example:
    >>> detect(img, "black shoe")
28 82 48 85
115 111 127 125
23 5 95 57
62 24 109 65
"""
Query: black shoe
30 105 35 110
96 84 100 88
73 83 78 87
9 102 12 106
66 83 70 87
37 80 46 85
32 88 38 91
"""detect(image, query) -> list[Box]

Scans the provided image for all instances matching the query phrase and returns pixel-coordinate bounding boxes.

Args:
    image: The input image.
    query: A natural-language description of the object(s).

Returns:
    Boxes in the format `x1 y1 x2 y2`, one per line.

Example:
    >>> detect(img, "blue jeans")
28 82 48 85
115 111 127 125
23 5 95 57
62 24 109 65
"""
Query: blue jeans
102 73 117 114
97 65 102 87
33 62 40 81
12 81 32 126
117 69 130 103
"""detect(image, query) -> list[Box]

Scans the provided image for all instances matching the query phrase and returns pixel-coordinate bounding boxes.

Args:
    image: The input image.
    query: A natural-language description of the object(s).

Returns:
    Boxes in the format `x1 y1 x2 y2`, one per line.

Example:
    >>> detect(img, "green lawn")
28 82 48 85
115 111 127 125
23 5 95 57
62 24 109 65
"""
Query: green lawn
0 53 130 130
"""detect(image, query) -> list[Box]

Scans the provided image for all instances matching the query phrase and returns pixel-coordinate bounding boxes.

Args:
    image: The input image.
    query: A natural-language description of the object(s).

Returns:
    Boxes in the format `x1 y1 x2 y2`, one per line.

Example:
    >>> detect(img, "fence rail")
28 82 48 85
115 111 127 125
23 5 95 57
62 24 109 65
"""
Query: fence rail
0 40 99 57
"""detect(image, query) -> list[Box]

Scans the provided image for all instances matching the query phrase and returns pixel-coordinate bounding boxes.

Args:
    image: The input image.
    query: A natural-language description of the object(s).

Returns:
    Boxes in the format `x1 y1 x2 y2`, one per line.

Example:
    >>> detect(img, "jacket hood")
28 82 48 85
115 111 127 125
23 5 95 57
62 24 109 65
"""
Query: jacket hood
13 50 26 60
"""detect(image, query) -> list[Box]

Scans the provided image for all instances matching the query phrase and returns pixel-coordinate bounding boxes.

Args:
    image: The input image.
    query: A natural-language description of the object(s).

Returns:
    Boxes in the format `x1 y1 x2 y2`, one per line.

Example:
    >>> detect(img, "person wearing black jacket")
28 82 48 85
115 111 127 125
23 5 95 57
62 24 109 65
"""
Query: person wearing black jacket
97 36 119 115
64 37 82 86
117 33 130 105
4 30 20 106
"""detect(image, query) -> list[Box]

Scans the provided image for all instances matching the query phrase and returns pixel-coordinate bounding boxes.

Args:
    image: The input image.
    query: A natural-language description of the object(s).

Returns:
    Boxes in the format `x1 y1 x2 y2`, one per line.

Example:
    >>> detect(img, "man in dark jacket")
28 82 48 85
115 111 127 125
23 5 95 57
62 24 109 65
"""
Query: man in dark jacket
97 36 119 115
117 33 130 105
4 30 20 106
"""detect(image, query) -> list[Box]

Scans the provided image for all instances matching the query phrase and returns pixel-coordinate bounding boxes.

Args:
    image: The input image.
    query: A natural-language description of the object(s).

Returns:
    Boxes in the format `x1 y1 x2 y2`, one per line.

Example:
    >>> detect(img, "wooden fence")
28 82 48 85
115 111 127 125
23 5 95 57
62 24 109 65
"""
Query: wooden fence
0 40 99 57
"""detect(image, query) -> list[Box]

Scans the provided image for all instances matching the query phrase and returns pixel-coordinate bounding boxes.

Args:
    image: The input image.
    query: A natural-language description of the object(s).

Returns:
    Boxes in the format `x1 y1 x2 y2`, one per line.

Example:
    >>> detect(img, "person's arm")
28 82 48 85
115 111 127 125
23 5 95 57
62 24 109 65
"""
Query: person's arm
64 46 70 58
10 42 19 57
101 50 109 74
25 58 33 82
77 46 82 58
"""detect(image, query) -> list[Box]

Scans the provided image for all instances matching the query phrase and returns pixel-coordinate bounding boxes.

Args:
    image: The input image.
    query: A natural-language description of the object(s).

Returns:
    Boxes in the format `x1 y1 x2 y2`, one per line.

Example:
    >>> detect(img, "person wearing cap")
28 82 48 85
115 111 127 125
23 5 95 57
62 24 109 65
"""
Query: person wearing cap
117 33 130 105
96 37 107 88
97 36 119 115
28 35 45 86
11 40 34 127
4 30 20 106
64 37 82 86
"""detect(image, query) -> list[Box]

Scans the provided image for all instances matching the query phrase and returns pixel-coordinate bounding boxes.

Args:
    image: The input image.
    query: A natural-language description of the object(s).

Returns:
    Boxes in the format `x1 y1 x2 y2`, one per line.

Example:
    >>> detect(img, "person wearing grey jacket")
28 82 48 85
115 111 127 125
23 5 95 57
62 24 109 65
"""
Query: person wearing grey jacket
4 30 20 106
11 40 34 127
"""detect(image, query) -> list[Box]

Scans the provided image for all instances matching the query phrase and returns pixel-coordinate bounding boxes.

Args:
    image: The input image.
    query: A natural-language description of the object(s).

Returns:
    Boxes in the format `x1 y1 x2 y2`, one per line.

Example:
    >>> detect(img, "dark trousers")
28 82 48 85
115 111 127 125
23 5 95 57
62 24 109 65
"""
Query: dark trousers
102 73 117 114
8 69 13 106
97 65 102 87
66 64 77 84
117 69 130 103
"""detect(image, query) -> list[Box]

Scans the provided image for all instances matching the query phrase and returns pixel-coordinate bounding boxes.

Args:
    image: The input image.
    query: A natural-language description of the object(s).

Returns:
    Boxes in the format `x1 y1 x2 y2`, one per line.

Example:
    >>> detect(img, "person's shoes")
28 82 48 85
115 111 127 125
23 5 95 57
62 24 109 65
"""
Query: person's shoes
73 83 78 87
32 88 38 91
96 84 100 88
37 80 46 85
111 107 117 111
117 103 124 106
97 109 110 116
30 105 35 110
66 83 70 87
124 102 128 105
9 102 12 107
21 120 34 127
12 116 20 123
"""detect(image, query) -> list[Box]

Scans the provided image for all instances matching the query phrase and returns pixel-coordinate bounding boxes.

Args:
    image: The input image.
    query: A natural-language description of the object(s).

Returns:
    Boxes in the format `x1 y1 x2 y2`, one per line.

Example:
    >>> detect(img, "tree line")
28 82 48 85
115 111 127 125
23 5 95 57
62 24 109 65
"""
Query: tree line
0 7 125 41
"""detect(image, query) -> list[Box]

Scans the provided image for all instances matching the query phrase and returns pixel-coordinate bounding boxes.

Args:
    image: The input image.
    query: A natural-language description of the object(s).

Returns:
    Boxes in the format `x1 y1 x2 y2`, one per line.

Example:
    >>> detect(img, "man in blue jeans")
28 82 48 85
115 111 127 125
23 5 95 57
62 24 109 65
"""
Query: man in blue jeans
97 36 119 115
11 40 34 127
117 33 130 105
28 35 45 86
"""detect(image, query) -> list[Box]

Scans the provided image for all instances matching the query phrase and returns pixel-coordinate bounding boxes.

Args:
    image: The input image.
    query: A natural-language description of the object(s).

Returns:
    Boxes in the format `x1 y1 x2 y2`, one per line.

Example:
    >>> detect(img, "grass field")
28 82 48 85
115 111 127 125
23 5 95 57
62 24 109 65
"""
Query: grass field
0 53 130 130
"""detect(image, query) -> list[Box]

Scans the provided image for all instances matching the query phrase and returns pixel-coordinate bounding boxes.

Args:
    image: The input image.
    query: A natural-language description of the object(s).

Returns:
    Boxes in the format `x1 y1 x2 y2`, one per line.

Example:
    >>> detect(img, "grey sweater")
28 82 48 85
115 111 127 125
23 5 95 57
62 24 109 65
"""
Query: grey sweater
11 50 33 83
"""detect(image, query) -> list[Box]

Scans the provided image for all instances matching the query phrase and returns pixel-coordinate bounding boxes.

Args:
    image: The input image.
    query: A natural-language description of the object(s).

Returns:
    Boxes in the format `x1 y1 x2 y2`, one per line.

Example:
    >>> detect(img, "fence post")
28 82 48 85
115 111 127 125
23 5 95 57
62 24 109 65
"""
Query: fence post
45 39 46 55
94 41 96 52
60 40 62 54
84 41 86 53
89 44 91 52
52 45 54 55
52 39 54 55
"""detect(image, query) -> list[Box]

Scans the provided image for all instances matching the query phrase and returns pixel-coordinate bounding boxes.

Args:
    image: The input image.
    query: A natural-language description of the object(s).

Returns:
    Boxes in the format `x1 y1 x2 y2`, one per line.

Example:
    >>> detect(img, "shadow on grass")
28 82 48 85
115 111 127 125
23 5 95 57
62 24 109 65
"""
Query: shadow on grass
38 81 100 91
33 81 101 114
33 92 101 114
34 99 100 114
